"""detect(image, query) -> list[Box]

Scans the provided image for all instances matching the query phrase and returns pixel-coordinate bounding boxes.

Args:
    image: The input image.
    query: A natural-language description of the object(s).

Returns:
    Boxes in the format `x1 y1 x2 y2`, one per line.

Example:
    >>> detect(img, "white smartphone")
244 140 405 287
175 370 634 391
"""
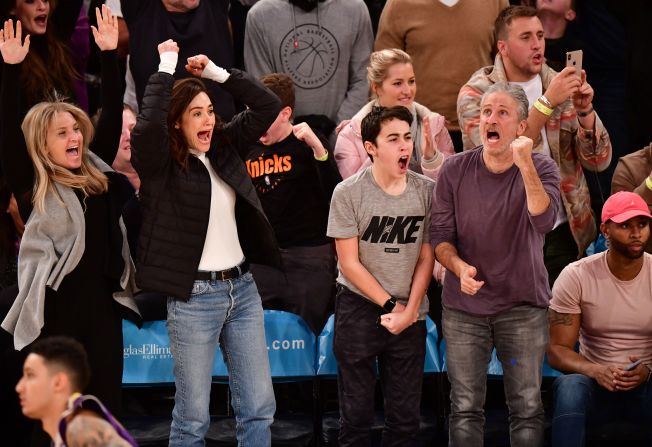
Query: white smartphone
566 50 583 78
623 359 643 371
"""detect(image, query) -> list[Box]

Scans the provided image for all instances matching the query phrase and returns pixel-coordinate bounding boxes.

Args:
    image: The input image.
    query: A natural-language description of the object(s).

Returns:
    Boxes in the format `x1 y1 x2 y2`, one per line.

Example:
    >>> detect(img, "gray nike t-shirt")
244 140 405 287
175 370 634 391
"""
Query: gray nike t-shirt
327 167 434 319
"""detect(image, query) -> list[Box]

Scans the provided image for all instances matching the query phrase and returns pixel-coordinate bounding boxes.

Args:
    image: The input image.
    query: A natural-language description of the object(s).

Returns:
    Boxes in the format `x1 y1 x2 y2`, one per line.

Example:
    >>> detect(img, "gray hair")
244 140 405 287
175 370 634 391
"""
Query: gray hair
482 82 529 122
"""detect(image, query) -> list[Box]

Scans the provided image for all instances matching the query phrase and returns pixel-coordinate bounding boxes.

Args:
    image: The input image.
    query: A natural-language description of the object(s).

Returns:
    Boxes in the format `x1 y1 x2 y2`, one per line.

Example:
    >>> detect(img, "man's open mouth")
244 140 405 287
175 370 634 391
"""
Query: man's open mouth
486 130 500 142
398 155 409 169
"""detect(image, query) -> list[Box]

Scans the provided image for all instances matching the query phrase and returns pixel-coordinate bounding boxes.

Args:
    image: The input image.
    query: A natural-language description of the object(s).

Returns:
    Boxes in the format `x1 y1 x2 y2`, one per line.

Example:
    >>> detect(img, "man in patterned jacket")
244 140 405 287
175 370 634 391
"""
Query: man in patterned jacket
457 5 612 286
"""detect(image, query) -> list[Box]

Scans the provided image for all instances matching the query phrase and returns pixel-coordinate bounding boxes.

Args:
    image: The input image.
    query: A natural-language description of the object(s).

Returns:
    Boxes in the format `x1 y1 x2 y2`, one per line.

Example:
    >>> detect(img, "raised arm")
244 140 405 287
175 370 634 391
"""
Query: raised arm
0 20 33 218
570 72 612 172
420 114 455 180
291 123 342 199
512 136 553 217
533 68 611 172
520 67 579 143
88 5 123 166
130 40 178 178
186 55 281 153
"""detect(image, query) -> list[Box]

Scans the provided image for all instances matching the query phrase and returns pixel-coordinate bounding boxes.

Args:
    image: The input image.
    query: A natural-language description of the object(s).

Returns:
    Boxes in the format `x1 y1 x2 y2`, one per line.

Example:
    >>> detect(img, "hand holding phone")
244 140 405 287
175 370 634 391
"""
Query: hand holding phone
566 50 583 78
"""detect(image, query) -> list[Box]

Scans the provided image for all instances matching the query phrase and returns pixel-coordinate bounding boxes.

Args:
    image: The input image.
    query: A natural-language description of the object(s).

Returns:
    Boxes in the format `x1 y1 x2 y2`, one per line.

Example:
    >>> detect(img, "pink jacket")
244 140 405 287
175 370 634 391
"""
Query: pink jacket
334 100 455 180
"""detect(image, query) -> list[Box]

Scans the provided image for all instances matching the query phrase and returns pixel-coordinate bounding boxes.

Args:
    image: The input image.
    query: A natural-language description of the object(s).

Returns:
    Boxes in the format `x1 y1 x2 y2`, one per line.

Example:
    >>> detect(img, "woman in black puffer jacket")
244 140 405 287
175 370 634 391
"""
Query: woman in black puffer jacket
131 39 282 447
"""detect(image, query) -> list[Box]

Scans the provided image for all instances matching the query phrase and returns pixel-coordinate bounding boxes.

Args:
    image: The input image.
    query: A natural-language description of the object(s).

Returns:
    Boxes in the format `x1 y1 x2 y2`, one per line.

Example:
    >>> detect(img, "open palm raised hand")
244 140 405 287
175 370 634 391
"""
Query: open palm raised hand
91 4 118 51
0 20 30 65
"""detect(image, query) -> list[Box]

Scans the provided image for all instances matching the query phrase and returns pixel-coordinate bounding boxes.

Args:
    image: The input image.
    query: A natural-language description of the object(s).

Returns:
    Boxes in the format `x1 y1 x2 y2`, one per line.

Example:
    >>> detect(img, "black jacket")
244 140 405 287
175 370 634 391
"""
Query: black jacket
131 69 282 300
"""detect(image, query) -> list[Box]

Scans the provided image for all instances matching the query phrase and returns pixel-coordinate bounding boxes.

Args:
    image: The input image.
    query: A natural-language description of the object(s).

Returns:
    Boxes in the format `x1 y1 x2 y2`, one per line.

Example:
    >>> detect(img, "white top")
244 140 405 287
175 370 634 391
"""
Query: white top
511 75 567 228
191 150 245 271
158 56 241 270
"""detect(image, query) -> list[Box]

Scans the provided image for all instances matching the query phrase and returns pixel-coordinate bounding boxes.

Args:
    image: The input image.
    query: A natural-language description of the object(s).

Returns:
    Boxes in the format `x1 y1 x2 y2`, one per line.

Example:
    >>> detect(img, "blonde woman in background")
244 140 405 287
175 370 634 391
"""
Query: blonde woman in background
335 48 455 180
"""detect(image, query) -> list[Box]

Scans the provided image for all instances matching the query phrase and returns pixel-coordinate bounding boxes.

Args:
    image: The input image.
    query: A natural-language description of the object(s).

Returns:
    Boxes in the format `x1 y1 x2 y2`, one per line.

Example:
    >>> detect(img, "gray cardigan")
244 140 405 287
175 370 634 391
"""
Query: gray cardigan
1 154 140 350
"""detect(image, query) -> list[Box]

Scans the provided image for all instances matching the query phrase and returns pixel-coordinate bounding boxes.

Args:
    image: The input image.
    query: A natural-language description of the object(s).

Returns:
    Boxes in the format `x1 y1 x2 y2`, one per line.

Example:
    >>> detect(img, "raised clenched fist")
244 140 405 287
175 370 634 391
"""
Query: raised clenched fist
157 39 179 55
511 135 534 171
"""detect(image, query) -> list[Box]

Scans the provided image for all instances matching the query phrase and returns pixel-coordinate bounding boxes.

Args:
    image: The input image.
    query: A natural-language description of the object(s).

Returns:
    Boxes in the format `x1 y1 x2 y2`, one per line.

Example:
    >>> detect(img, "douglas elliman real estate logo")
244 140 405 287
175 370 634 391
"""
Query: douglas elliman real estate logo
123 343 173 360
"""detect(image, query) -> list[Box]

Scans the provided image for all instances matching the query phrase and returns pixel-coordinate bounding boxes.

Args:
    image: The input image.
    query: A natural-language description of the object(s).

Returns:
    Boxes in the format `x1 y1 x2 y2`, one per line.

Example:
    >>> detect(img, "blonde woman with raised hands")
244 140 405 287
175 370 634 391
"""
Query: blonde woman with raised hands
0 6 139 413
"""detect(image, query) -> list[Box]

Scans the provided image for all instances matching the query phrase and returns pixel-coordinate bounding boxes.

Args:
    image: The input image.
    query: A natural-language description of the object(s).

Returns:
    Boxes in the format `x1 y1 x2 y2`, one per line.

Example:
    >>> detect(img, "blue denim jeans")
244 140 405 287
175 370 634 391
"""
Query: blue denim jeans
167 272 275 447
442 305 547 447
552 373 652 447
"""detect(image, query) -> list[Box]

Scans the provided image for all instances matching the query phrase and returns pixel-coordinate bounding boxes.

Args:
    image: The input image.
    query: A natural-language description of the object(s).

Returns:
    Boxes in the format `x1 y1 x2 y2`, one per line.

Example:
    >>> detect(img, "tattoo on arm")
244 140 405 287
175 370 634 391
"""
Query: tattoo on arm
66 415 130 447
548 310 573 326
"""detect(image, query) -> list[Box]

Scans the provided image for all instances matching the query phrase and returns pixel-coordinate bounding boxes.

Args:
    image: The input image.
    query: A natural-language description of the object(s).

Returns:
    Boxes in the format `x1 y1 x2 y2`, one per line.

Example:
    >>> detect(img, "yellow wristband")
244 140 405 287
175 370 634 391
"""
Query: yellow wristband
314 151 329 162
645 176 652 191
534 100 553 117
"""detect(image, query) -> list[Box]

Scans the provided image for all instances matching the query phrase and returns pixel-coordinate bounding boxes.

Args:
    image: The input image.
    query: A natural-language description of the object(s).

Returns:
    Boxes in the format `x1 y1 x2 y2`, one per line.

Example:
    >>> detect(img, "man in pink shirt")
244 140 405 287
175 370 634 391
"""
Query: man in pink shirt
548 191 652 447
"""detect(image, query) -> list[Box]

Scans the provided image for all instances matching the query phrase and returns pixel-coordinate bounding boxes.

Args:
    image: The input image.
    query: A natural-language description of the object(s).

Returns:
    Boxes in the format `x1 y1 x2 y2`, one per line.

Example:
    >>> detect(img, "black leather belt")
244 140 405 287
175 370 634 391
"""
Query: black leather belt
196 261 249 281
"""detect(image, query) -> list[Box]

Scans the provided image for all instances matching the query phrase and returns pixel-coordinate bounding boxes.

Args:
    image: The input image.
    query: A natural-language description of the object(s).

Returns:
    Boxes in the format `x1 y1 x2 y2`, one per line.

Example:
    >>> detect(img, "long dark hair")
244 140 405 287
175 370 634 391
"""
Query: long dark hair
4 0 79 105
168 78 224 170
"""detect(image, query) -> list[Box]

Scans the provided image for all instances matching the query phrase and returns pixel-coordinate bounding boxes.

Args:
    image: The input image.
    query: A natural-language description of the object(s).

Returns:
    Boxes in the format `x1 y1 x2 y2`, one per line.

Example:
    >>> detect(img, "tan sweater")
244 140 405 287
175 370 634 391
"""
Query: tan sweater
375 0 507 131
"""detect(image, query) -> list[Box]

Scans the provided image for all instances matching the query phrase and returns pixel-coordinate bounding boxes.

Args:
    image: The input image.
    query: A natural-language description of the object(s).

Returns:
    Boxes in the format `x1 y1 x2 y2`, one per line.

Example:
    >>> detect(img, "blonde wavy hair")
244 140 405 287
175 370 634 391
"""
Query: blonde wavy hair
22 101 108 213
367 48 413 98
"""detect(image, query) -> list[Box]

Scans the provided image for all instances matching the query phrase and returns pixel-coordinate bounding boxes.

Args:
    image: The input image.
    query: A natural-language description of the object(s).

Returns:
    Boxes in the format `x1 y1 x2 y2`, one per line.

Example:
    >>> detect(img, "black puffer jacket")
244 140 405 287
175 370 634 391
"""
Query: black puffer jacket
131 69 282 300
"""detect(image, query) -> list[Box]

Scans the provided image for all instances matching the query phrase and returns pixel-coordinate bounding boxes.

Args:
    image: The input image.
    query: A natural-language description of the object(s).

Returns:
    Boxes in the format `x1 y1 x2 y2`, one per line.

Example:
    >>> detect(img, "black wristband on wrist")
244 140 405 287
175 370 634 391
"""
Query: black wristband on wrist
383 297 397 313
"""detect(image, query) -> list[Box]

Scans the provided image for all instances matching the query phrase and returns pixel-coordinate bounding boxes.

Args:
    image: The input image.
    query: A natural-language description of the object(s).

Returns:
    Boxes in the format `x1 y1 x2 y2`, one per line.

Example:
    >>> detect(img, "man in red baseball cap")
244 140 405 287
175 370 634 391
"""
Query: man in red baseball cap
601 191 652 225
545 190 652 447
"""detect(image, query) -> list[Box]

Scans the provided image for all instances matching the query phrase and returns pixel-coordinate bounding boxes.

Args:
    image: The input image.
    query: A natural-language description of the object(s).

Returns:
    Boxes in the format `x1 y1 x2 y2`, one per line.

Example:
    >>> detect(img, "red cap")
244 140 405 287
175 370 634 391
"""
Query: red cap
601 191 652 224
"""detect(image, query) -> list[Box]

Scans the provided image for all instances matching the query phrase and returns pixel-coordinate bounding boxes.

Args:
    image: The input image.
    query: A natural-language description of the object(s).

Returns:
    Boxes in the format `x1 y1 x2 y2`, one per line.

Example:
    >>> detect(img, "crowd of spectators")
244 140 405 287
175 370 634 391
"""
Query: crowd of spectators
0 1 651 446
